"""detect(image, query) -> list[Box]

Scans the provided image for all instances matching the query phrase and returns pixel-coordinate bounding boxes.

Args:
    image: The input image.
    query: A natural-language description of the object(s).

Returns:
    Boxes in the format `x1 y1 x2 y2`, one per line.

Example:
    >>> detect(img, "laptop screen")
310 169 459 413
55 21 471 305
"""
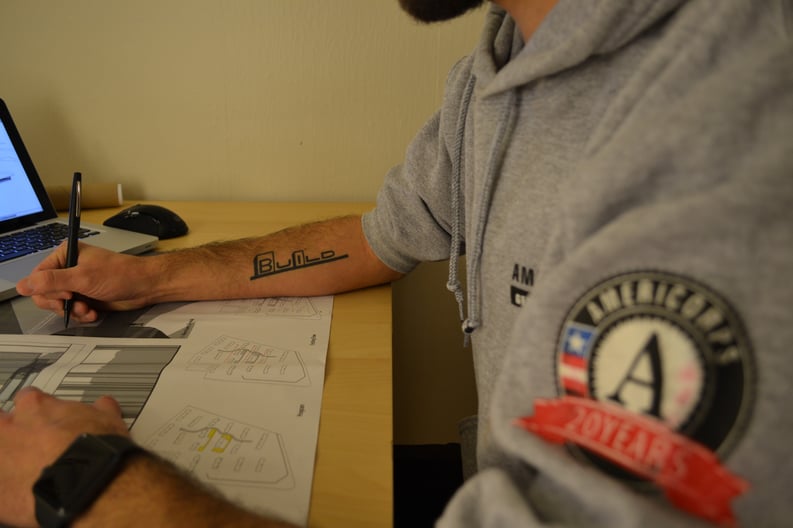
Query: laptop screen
0 119 44 222
0 99 57 233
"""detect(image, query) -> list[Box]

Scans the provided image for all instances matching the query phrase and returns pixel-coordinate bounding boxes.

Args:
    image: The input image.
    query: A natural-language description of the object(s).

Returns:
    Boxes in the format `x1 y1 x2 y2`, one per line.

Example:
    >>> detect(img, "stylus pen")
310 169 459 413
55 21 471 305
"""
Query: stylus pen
63 172 82 328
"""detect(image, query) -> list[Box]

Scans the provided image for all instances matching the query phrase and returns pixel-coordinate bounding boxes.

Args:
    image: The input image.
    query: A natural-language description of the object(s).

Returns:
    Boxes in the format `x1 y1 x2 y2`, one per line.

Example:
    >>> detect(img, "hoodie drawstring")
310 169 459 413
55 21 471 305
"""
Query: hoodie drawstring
447 76 476 333
447 76 518 345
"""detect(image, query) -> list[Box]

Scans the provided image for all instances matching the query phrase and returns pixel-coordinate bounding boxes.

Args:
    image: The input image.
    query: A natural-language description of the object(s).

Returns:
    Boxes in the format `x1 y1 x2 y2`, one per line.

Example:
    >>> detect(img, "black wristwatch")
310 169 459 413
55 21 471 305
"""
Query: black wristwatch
33 434 143 528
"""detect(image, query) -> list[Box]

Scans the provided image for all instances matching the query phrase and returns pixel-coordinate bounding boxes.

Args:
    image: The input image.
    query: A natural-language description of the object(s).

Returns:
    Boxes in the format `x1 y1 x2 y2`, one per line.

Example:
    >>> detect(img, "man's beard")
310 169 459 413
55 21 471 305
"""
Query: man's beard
398 0 485 23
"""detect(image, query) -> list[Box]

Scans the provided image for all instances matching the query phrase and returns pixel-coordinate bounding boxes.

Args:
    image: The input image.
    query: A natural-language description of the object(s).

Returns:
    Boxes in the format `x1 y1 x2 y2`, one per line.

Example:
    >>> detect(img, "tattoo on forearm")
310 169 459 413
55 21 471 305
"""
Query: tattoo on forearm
250 249 349 280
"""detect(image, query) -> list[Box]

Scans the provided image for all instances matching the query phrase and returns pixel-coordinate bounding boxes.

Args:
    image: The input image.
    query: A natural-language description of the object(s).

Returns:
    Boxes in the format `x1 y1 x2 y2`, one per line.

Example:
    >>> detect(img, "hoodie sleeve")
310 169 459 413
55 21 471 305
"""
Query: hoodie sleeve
362 55 476 273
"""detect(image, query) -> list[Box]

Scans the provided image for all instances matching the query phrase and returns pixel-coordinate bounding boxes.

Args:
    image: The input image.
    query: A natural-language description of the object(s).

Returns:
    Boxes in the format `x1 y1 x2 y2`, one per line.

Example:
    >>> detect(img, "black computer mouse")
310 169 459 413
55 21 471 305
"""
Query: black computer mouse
103 204 189 239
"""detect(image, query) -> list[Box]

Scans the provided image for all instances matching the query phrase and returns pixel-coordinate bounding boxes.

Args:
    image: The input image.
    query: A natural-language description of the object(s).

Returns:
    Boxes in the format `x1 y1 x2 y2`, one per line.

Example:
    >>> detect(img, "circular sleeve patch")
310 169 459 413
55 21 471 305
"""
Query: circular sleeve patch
554 271 755 466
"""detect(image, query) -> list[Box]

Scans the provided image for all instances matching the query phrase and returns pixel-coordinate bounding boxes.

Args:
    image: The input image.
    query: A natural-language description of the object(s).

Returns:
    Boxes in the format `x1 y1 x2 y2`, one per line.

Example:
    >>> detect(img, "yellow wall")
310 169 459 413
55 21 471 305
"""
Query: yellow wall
0 1 484 444
0 1 485 201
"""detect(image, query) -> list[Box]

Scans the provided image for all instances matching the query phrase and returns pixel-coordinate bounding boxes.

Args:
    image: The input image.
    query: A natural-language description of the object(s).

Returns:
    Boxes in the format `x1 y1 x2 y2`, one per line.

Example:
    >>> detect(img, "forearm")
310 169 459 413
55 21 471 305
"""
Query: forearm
145 214 402 303
75 453 294 528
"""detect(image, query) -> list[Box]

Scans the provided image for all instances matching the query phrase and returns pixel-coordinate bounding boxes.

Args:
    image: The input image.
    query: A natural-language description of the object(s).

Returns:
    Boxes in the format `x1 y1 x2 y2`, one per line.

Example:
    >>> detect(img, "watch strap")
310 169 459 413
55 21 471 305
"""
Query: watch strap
34 434 143 528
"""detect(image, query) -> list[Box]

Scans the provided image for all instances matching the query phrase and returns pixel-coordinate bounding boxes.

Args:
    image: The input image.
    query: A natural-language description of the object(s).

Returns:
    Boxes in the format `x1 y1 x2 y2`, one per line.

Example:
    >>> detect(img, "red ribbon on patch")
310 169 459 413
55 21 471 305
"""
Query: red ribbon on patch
514 396 749 526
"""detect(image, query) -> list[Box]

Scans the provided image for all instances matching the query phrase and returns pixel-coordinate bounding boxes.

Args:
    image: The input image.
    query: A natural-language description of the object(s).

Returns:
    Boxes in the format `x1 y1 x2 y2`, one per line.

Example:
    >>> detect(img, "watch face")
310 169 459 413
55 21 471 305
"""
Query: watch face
34 434 139 526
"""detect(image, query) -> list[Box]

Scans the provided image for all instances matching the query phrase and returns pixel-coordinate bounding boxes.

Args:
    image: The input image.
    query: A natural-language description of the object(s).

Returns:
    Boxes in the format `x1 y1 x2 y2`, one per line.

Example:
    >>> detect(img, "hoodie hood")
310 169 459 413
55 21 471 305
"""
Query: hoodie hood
475 0 688 97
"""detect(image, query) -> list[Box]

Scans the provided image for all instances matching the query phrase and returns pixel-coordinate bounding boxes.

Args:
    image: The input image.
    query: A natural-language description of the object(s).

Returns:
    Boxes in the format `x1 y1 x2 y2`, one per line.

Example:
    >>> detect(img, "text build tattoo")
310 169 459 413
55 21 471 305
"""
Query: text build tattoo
250 249 349 280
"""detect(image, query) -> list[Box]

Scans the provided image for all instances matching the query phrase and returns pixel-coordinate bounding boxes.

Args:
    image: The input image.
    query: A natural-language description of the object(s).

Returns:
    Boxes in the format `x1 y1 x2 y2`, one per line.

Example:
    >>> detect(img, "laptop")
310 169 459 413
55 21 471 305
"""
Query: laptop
0 98 158 302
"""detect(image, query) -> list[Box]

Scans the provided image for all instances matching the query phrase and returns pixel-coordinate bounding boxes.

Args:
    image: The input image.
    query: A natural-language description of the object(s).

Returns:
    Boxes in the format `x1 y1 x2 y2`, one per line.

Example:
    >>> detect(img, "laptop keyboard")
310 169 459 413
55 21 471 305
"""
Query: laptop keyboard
0 223 99 263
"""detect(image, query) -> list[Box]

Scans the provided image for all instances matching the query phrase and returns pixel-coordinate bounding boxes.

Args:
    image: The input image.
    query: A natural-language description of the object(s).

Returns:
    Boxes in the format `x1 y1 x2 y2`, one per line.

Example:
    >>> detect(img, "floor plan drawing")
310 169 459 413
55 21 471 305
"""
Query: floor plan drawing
144 405 294 489
187 335 310 386
217 297 321 318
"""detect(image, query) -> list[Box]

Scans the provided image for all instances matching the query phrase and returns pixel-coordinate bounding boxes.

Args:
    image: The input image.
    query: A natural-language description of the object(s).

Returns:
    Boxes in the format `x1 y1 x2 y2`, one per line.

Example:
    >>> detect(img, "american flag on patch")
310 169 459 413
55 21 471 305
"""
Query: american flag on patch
559 324 596 397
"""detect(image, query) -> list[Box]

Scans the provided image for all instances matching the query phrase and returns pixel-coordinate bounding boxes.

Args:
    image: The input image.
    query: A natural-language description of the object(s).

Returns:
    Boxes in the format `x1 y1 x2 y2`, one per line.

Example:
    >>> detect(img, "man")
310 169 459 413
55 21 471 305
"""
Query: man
4 0 792 526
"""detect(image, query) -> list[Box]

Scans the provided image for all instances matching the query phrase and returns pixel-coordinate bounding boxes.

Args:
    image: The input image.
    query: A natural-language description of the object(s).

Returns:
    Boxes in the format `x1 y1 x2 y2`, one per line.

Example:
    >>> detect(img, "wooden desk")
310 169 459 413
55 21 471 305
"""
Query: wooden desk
83 201 393 528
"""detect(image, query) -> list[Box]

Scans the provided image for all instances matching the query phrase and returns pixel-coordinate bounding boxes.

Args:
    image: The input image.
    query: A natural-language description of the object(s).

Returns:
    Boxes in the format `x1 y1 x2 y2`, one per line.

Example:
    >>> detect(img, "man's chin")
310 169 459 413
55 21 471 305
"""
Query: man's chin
398 0 485 23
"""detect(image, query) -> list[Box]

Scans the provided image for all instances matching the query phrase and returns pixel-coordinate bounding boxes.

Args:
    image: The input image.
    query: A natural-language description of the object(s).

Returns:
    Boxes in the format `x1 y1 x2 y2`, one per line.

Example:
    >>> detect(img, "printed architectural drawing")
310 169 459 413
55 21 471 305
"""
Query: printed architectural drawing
188 335 310 386
0 294 333 526
145 405 294 489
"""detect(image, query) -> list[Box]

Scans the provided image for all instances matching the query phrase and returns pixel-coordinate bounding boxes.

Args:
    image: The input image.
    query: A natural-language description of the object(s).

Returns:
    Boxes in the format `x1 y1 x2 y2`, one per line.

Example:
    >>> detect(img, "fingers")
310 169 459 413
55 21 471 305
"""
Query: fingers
16 244 142 320
14 242 72 294
69 300 101 323
14 387 118 418
21 294 100 323
93 395 123 418
0 408 11 425
12 388 128 436
17 242 107 297
12 386 50 413
60 298 101 323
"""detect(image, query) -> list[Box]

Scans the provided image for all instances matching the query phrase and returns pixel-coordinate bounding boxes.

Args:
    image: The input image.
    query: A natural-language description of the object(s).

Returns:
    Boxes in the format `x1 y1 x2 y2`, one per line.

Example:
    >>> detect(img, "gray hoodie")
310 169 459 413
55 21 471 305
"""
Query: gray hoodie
363 0 793 525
